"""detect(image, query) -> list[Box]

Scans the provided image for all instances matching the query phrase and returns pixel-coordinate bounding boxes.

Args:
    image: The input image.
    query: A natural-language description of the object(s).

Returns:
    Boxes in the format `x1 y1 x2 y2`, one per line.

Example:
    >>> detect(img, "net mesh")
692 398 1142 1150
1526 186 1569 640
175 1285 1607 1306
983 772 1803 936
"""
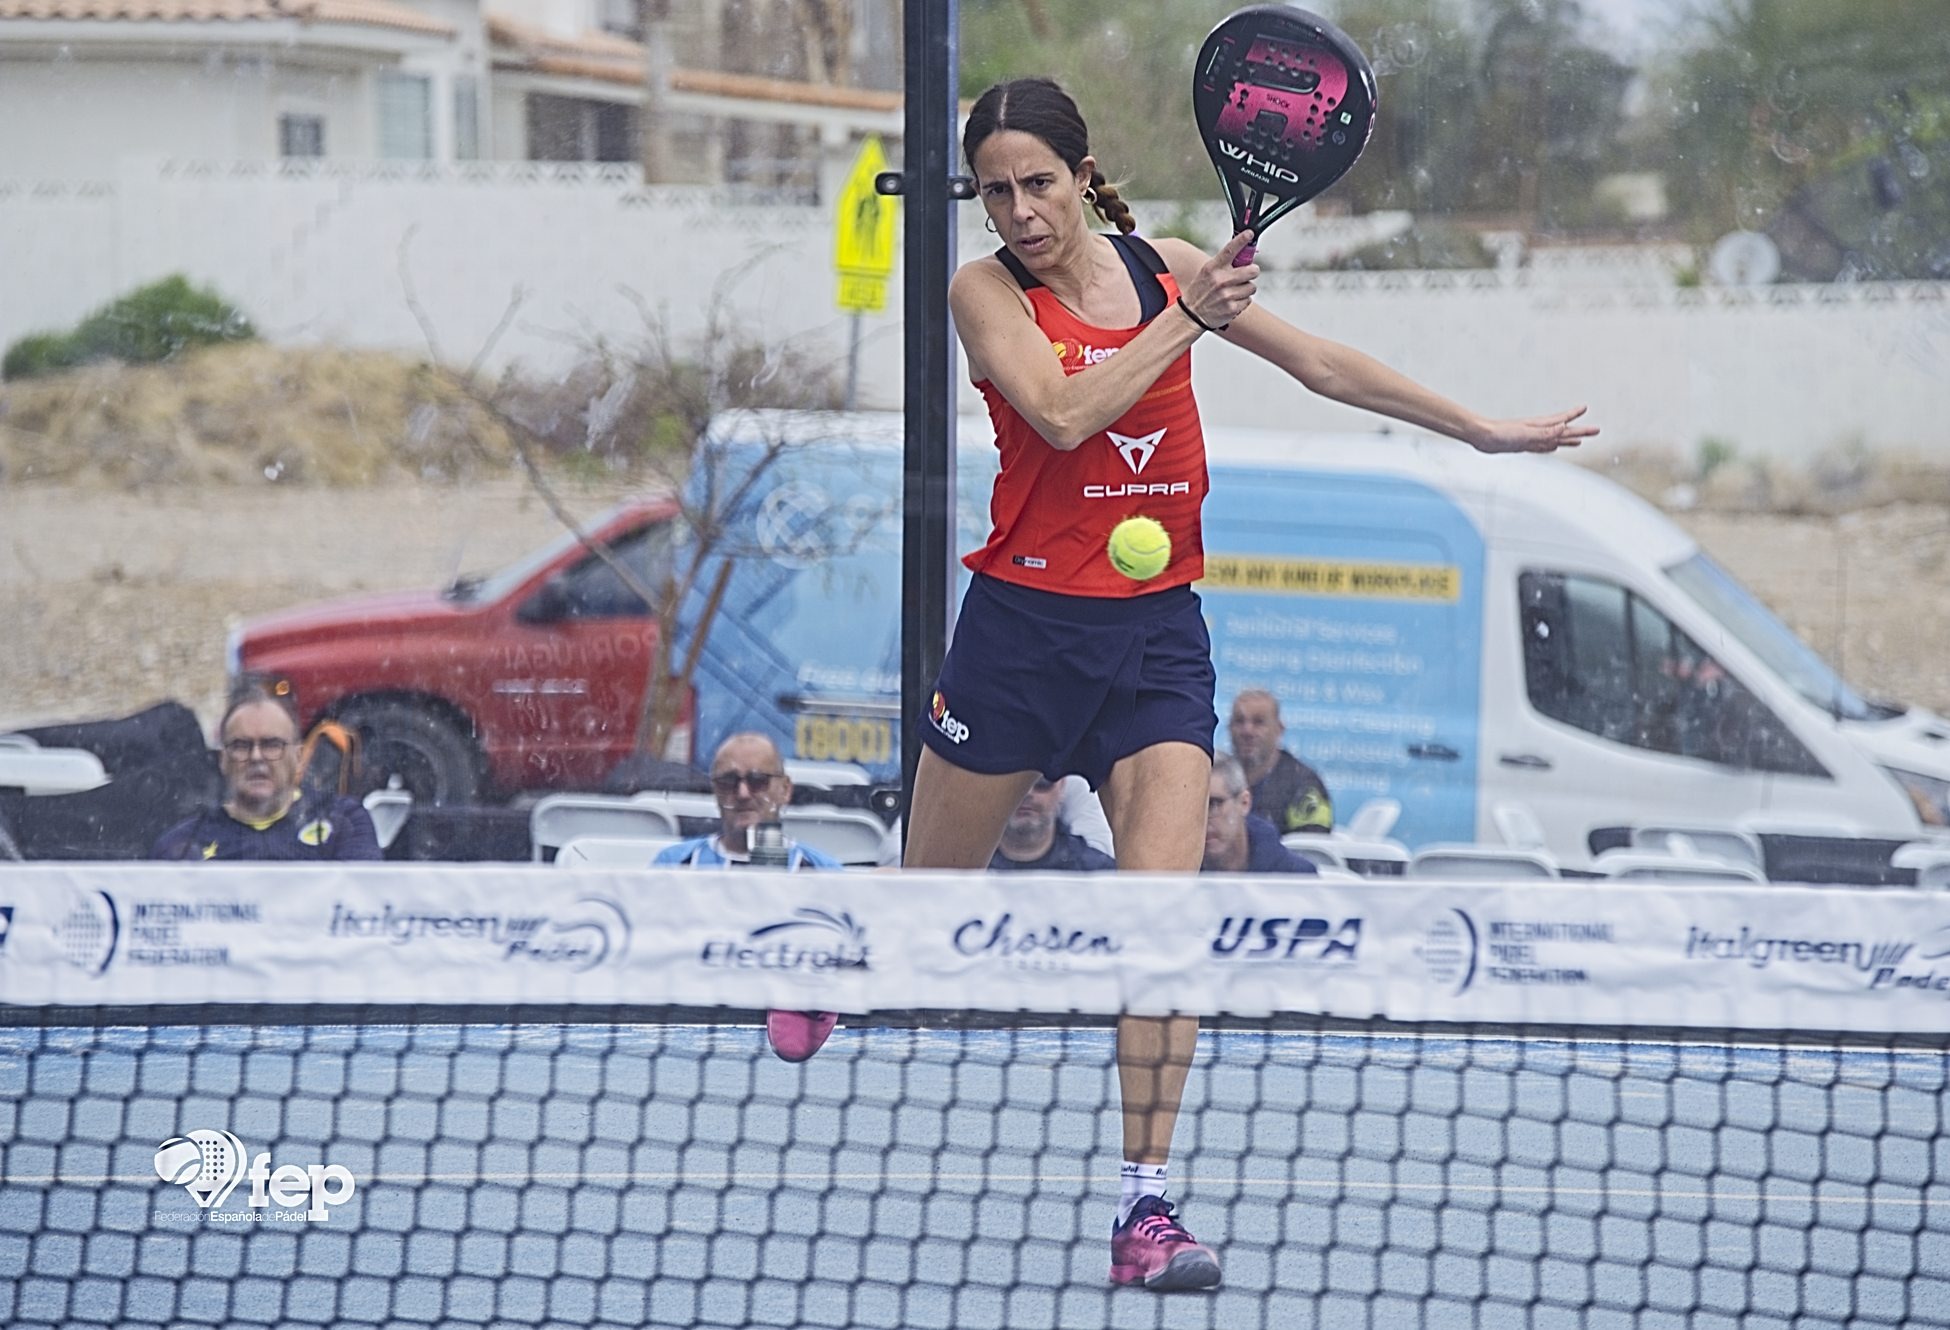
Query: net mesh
4 1007 1948 1329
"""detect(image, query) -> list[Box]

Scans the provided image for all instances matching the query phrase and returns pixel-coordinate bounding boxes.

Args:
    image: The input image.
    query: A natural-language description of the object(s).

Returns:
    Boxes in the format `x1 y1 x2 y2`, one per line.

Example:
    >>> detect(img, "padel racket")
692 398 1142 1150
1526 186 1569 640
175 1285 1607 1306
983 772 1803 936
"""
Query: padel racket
1193 5 1378 265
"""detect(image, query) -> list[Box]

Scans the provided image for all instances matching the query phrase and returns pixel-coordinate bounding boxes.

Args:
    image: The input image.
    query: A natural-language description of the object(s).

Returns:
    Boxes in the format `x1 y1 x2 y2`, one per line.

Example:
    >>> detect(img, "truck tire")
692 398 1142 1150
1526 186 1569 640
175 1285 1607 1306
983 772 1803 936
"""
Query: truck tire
336 699 482 807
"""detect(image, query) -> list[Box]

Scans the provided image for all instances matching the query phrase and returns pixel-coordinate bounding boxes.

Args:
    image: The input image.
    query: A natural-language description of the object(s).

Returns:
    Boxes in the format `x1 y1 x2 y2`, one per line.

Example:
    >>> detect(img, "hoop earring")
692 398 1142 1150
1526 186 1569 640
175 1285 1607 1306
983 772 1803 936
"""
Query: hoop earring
984 216 997 233
1083 186 1099 206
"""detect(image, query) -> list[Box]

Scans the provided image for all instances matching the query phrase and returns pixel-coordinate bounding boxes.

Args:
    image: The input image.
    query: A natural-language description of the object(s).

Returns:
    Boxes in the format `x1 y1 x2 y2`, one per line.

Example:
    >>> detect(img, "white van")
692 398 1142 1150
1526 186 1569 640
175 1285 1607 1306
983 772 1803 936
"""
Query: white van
678 411 1950 869
1198 428 1950 867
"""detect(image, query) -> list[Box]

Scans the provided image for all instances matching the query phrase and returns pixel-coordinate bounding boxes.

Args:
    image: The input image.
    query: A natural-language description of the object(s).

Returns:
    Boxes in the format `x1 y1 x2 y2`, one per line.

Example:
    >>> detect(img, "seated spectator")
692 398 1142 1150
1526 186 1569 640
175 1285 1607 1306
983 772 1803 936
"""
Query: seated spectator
652 731 838 1065
652 732 840 870
1227 689 1334 834
989 777 1117 872
152 680 380 862
1201 753 1319 875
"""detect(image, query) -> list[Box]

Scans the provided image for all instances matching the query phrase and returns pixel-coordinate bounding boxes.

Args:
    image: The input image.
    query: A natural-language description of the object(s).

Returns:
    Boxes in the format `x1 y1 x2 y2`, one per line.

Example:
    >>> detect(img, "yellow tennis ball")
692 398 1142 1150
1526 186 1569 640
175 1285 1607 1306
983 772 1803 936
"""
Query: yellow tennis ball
1107 516 1171 581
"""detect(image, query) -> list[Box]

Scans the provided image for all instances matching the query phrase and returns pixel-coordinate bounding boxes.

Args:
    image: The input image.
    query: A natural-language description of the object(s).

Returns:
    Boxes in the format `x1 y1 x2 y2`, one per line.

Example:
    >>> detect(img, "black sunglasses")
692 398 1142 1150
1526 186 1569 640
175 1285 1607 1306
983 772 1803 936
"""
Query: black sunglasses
712 769 782 794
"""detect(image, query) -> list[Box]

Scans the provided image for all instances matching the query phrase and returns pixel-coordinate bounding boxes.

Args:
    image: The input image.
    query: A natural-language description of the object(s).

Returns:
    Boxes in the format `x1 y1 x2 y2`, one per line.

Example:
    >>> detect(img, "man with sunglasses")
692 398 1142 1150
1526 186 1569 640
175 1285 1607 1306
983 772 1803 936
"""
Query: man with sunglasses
652 732 841 872
653 732 841 1064
988 777 1117 872
152 680 381 861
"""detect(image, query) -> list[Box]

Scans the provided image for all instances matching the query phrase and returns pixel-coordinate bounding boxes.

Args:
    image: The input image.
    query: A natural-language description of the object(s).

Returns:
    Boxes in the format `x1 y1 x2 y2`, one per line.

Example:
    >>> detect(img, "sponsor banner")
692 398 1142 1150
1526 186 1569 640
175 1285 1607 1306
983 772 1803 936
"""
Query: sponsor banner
1189 874 1378 1020
0 865 641 1007
1378 882 1950 1033
893 870 1179 1017
1 868 1948 1035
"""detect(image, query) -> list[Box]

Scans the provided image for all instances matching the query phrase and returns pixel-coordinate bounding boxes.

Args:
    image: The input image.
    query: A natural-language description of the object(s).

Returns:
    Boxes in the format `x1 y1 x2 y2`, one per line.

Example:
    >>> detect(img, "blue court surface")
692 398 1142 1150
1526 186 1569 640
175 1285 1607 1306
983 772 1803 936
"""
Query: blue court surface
2 1020 1947 1328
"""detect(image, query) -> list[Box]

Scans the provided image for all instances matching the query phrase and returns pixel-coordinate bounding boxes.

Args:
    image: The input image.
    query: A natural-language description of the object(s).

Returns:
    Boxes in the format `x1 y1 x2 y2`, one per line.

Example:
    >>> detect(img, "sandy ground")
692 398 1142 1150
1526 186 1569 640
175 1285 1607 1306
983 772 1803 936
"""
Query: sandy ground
0 479 639 733
2 480 1947 737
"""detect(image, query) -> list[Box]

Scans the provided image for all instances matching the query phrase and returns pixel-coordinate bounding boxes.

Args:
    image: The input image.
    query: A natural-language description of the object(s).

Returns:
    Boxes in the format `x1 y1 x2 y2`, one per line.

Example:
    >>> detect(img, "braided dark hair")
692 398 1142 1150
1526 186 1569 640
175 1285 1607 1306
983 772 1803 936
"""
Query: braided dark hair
963 78 1137 235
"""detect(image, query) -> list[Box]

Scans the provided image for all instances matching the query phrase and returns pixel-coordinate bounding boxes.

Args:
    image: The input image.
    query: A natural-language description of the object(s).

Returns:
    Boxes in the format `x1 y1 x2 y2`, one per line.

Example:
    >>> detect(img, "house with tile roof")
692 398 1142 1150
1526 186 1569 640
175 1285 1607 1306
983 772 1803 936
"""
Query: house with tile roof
0 0 902 185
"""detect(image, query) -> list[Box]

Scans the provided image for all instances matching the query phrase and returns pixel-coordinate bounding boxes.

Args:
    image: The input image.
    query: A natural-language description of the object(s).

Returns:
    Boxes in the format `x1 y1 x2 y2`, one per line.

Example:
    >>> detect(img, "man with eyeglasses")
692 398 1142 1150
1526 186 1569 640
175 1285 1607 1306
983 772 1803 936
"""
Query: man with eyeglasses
988 777 1117 872
152 681 381 861
1200 753 1318 875
653 732 841 1064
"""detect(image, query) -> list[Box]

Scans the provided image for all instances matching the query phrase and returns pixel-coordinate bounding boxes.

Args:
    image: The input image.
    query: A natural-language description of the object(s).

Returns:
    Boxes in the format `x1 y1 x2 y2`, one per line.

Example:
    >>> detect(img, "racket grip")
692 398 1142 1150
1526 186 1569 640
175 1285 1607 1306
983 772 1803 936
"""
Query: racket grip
1232 244 1256 268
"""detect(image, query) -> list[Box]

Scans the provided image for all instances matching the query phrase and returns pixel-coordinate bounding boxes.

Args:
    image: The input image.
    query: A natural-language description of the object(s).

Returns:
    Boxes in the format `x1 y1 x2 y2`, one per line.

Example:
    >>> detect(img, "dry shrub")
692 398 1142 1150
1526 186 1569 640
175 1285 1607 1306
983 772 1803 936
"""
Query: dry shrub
1573 442 1690 505
1575 441 1950 516
490 326 845 475
0 343 514 487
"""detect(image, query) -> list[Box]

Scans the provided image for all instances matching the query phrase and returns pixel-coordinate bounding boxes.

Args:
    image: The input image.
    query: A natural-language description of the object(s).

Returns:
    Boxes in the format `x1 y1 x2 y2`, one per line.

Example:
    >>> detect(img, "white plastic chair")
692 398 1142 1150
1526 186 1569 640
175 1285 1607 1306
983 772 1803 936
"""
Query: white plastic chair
1410 845 1560 879
1309 864 1365 883
555 834 681 867
0 747 108 796
1343 797 1402 840
1492 802 1549 850
1059 776 1114 857
1629 824 1765 872
783 761 871 791
1282 832 1411 877
1279 837 1347 872
628 790 721 825
781 805 898 866
1590 849 1766 884
1329 837 1412 876
361 788 413 852
1892 842 1950 890
531 795 684 862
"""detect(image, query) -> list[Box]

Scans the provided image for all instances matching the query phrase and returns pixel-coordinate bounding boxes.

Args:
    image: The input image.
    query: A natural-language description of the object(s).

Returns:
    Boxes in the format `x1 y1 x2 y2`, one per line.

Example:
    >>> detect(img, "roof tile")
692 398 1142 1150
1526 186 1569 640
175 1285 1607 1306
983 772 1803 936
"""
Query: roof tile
486 12 644 85
0 0 452 37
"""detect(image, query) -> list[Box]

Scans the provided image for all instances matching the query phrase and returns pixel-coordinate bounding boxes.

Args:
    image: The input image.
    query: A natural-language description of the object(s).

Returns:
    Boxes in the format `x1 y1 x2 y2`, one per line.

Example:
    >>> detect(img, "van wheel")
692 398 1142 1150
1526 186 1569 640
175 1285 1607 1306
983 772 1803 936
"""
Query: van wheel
336 699 482 807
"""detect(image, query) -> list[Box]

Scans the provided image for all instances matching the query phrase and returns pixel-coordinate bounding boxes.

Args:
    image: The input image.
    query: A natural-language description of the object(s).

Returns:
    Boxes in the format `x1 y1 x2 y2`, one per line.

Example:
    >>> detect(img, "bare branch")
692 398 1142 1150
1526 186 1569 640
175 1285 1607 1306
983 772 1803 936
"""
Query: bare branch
396 225 445 367
466 289 530 385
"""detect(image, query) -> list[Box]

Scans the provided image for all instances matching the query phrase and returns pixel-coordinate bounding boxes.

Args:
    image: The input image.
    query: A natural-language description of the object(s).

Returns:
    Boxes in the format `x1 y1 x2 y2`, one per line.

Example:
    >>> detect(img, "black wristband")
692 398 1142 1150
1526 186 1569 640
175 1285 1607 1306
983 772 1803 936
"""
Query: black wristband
1176 295 1227 335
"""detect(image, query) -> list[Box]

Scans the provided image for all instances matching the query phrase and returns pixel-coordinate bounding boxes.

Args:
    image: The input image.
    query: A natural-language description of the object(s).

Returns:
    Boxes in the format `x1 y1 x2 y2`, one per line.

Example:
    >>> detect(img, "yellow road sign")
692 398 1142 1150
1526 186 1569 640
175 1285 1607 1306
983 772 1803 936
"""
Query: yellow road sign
834 135 897 313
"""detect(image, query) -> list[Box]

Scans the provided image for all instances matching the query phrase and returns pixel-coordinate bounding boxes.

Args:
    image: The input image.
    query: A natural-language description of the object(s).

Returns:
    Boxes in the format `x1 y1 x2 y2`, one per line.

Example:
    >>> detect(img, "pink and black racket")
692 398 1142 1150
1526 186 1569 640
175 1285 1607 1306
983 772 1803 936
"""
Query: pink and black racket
1193 5 1378 265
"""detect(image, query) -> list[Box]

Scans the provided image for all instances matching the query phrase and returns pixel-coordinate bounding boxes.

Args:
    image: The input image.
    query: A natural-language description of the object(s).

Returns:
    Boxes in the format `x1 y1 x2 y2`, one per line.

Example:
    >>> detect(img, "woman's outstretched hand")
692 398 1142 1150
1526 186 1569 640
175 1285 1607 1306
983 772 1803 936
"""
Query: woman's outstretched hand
1177 232 1259 333
1469 406 1598 454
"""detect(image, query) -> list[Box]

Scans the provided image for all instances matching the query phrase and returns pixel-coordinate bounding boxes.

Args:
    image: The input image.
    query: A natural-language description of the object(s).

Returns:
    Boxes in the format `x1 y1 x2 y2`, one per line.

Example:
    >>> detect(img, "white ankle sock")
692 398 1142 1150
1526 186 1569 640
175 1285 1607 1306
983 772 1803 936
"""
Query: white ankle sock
1118 1161 1168 1226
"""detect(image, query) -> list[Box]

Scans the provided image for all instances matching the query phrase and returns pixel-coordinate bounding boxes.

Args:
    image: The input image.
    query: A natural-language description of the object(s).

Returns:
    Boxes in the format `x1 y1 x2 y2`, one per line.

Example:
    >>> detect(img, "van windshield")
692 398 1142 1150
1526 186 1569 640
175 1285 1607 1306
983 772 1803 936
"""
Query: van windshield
1665 553 1879 721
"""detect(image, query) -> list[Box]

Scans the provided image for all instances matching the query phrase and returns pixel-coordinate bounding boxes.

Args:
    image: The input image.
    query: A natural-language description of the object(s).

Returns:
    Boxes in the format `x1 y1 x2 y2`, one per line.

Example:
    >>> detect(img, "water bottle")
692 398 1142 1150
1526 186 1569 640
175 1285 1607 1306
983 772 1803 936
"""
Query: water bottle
748 821 790 867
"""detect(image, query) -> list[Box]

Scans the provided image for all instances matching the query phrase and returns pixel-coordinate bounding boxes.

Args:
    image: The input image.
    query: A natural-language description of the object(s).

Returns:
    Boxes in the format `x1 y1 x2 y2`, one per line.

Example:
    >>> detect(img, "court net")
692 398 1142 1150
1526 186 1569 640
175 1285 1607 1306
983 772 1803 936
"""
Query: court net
2 863 1948 1328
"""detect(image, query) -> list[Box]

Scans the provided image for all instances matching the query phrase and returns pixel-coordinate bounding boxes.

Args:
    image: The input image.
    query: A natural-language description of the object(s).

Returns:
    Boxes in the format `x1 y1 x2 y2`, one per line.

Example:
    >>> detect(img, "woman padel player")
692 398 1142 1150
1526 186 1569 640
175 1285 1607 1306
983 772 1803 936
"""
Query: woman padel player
815 77 1595 1293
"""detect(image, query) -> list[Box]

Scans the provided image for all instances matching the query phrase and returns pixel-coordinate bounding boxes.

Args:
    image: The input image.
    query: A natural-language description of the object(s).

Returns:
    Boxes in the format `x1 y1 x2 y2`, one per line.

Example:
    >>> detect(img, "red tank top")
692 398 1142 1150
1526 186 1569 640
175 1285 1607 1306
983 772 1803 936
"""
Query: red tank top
965 236 1209 597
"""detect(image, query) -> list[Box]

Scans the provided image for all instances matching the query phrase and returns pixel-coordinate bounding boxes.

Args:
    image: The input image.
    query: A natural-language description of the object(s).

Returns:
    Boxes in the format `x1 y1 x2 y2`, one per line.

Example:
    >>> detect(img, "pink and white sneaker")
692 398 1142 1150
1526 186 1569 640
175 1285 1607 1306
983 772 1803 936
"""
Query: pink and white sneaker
765 1010 836 1063
1109 1195 1221 1291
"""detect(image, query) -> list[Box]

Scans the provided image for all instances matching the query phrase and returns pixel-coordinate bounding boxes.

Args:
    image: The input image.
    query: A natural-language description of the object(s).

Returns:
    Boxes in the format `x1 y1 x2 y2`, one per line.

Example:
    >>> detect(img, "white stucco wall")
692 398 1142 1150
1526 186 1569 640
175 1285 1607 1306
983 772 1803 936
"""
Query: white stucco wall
0 164 1944 464
0 56 403 176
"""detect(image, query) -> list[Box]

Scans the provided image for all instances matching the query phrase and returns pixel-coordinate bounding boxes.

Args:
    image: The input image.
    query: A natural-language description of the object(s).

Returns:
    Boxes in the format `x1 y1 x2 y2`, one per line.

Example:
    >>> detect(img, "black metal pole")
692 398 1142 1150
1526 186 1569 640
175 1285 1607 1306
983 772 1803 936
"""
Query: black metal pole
898 1 959 838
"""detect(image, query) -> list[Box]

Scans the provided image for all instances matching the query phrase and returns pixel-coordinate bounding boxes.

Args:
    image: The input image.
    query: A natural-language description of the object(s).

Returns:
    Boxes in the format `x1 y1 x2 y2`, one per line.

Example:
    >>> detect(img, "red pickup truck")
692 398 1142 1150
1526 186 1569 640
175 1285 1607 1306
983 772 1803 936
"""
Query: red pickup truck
228 498 686 804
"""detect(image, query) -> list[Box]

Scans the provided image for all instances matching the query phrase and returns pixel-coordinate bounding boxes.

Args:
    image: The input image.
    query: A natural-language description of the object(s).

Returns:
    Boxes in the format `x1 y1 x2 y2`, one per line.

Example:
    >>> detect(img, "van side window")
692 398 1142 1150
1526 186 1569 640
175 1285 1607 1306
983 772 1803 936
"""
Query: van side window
1520 571 1827 777
555 522 674 619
